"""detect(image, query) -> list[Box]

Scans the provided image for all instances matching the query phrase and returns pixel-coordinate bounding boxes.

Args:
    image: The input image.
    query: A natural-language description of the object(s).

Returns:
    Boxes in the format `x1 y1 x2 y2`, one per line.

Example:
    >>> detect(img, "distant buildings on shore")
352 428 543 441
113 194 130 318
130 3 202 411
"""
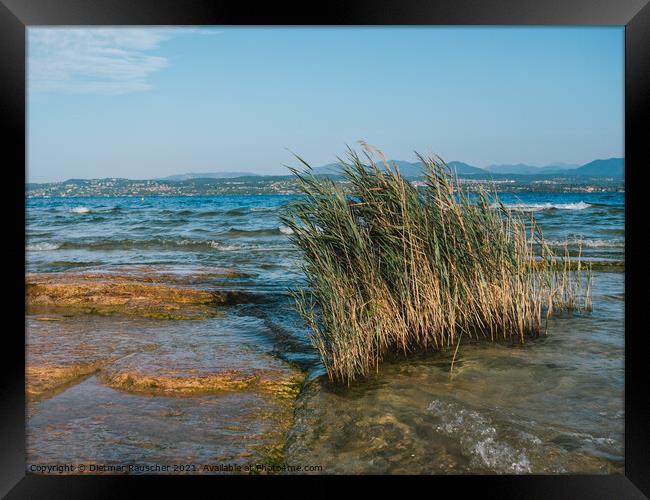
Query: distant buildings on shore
26 176 624 198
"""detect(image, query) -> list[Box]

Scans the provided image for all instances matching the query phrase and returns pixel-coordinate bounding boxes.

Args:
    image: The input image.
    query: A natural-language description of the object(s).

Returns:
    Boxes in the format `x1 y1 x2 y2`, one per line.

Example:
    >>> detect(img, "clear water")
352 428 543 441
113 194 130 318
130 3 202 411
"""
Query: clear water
26 191 624 473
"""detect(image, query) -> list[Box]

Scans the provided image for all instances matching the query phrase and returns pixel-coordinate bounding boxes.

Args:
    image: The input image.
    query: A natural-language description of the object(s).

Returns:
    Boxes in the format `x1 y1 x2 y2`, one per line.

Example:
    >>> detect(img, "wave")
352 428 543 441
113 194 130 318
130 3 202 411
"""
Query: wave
214 243 293 252
500 202 592 212
221 227 287 237
177 239 293 252
545 238 624 248
600 228 625 236
157 208 258 217
55 238 293 253
27 242 61 251
70 206 91 214
90 206 122 213
428 398 533 473
223 208 248 216
47 260 105 270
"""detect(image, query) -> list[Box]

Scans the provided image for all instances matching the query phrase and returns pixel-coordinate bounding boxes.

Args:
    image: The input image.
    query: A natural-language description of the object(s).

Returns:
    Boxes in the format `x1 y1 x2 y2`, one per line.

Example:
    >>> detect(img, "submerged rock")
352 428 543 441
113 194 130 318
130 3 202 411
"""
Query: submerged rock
26 268 261 319
91 312 304 398
98 352 303 397
27 376 300 473
27 361 107 400
25 268 305 471
63 265 249 284
26 311 306 471
26 315 162 400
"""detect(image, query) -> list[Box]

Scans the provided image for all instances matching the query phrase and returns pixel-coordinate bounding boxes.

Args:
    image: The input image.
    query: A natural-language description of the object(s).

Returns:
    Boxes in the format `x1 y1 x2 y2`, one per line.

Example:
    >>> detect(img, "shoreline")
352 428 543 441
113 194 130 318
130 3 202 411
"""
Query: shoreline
25 266 623 473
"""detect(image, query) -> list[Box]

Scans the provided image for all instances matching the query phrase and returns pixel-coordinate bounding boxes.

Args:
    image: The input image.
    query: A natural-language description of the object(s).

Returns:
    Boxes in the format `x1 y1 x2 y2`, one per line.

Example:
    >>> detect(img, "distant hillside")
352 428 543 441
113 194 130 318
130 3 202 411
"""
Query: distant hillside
446 161 487 175
313 160 487 178
313 157 622 179
162 172 259 181
38 157 622 192
486 163 579 175
569 158 624 178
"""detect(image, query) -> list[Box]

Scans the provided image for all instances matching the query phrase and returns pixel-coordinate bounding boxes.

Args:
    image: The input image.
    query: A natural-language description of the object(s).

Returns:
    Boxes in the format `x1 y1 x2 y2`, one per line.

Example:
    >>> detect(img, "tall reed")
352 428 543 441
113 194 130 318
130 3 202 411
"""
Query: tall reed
281 145 592 383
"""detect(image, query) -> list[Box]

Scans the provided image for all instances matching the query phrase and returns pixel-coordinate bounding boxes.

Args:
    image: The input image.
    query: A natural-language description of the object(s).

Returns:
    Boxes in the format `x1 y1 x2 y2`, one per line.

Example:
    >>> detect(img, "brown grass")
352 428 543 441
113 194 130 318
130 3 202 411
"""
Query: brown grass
281 145 592 383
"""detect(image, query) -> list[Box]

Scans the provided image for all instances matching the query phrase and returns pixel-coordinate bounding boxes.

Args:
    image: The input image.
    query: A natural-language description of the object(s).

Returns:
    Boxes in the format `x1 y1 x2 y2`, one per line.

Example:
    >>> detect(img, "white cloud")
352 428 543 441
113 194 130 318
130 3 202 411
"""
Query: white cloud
28 28 175 95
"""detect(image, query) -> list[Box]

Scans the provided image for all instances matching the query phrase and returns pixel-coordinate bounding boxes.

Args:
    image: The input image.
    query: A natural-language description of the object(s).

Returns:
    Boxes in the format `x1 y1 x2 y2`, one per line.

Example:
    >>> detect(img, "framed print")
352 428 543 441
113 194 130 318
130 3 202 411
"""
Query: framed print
1 0 647 497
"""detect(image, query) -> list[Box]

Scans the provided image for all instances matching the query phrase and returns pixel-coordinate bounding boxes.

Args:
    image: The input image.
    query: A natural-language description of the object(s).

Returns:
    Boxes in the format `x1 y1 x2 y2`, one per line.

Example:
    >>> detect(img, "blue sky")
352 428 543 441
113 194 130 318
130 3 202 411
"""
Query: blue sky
27 27 624 183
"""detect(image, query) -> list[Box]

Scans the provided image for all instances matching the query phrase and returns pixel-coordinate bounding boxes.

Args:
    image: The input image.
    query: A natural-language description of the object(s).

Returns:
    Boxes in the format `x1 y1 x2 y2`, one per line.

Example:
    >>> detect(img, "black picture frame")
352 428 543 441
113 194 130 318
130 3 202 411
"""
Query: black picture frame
1 0 647 497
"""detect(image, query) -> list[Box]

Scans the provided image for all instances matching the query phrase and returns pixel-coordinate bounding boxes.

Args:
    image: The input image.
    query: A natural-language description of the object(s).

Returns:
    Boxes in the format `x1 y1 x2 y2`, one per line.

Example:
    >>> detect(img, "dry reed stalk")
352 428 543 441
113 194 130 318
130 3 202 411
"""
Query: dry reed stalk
281 146 592 383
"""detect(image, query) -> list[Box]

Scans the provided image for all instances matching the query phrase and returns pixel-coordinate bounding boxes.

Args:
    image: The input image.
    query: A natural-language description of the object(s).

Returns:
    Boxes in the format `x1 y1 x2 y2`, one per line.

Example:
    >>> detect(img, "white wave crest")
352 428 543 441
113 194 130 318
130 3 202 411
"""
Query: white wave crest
208 241 291 252
207 241 241 251
499 202 591 212
546 238 624 248
70 206 91 214
165 239 290 252
217 245 242 251
27 242 61 251
173 239 235 250
428 399 533 473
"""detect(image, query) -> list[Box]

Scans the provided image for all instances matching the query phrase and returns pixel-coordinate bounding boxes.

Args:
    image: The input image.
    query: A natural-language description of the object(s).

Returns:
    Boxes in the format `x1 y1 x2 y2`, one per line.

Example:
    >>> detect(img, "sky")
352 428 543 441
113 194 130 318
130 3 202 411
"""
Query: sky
27 27 624 183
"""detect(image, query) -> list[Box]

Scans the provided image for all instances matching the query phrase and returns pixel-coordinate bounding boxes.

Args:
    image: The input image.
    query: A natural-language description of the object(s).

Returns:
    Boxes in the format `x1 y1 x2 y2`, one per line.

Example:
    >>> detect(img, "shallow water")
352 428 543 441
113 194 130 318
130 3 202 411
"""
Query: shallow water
286 272 624 474
26 192 624 474
29 376 290 469
27 311 305 470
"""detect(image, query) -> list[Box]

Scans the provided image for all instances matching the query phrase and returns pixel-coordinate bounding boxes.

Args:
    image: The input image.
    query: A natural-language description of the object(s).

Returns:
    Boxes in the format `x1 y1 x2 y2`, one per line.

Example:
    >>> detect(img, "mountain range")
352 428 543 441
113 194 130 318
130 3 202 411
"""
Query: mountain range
310 158 624 179
148 158 623 182
313 160 486 177
162 171 259 181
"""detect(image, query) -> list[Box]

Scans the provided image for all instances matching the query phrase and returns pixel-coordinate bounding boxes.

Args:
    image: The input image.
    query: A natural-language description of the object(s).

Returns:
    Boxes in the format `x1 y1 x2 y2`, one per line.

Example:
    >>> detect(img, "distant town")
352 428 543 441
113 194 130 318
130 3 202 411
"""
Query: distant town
25 175 623 198
26 158 624 197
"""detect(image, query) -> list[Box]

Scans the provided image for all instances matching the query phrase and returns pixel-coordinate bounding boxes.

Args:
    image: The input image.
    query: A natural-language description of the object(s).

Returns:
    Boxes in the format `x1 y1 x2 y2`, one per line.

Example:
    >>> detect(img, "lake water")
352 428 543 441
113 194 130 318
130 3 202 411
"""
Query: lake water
26 191 624 473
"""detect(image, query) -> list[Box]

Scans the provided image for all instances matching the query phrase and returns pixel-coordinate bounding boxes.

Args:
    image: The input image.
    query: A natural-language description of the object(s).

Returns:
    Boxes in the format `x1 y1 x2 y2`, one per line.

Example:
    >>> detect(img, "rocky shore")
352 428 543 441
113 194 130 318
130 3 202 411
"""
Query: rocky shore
26 267 305 472
27 267 260 319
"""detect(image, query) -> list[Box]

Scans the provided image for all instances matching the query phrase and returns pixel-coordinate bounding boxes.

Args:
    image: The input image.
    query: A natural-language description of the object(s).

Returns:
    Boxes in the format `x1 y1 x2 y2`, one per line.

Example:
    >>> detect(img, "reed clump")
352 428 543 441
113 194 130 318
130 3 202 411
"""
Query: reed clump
281 145 592 383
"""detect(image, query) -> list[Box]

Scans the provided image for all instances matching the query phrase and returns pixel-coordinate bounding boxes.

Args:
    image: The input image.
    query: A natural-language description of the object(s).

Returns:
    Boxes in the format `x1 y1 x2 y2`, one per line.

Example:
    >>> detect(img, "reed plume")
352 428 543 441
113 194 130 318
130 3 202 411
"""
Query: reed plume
281 145 592 383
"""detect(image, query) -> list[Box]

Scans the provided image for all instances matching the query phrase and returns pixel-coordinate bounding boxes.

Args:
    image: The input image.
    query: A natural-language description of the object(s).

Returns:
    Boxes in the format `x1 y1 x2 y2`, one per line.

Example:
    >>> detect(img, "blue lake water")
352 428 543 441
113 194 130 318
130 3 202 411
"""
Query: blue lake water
26 192 624 274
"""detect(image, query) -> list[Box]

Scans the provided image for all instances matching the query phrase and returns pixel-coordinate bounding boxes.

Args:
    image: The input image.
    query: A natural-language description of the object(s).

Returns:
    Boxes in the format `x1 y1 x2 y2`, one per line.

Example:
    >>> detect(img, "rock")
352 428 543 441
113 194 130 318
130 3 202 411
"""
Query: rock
27 376 300 472
25 267 304 471
26 315 162 400
27 361 107 400
26 268 261 319
41 264 250 285
96 338 303 398
26 312 306 470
